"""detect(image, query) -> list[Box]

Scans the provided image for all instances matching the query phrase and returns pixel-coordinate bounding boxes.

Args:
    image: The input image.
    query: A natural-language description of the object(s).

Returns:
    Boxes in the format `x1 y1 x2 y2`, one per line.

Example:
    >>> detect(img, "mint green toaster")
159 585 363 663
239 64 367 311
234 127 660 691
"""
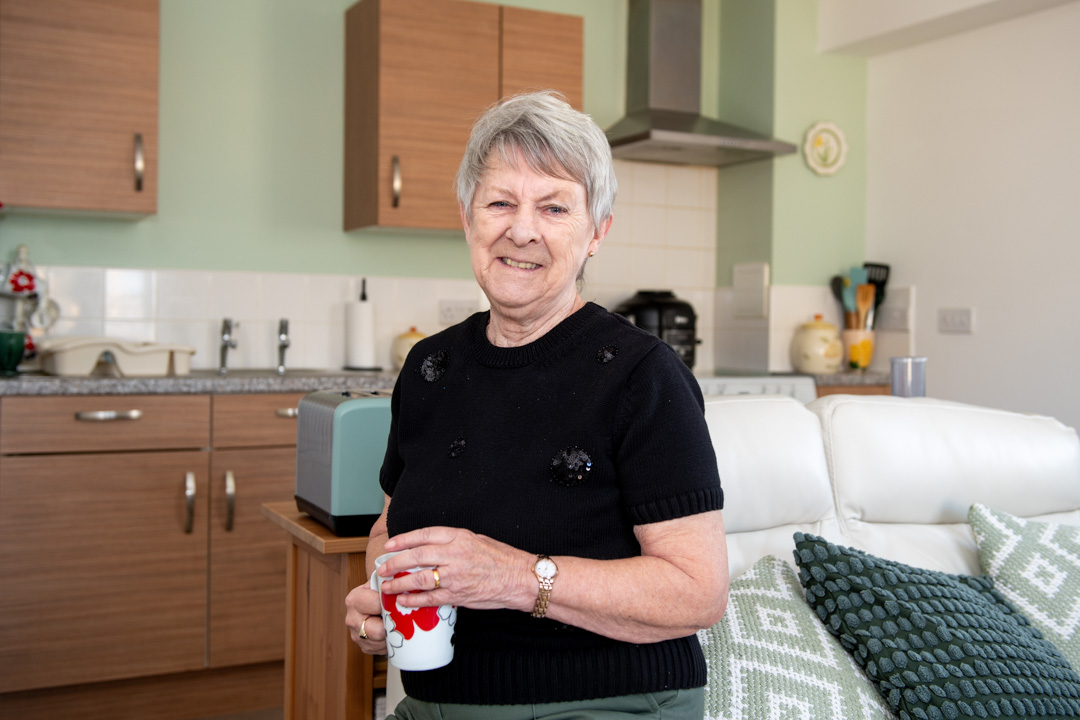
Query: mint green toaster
295 389 392 536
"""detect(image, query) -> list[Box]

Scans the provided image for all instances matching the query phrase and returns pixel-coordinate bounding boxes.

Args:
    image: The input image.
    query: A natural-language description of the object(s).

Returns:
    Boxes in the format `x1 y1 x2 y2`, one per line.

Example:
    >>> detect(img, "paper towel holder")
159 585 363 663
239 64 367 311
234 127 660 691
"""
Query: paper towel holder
344 278 383 372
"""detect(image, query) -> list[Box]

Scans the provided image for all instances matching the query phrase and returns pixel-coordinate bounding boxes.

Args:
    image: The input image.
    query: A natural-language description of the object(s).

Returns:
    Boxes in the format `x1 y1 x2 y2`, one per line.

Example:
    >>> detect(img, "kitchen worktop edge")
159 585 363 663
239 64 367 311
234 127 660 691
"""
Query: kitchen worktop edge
0 371 399 396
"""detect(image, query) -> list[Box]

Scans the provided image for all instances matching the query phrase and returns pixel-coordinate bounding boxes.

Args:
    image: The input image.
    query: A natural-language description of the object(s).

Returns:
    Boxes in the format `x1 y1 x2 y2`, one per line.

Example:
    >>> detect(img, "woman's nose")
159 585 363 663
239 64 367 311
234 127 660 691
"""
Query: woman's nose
506 209 539 245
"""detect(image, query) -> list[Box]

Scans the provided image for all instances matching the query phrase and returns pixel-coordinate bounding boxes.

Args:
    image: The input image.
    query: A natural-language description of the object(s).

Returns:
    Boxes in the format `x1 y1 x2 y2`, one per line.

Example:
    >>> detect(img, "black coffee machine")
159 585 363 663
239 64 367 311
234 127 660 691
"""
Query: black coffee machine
613 290 698 369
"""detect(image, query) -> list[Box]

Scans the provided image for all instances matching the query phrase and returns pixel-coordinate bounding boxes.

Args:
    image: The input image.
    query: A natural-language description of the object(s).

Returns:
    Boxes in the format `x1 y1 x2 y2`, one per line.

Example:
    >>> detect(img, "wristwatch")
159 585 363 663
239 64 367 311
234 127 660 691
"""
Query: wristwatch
531 554 559 618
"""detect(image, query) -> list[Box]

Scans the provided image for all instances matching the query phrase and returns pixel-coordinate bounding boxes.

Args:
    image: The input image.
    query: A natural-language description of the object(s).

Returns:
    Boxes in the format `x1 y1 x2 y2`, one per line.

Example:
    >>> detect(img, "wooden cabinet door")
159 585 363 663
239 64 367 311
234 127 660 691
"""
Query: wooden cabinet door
345 0 499 231
0 451 209 693
208 447 297 667
500 6 584 110
0 0 159 213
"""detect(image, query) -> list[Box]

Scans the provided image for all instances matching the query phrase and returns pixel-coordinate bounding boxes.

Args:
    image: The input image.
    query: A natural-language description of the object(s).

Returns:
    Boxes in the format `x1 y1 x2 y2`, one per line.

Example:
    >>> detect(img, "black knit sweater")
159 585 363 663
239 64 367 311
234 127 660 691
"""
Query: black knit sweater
380 302 724 705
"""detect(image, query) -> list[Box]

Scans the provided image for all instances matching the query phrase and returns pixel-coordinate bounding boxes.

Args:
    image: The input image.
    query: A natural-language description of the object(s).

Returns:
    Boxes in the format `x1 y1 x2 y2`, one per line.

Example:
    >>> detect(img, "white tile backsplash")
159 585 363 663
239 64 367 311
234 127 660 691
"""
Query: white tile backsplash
105 269 156 320
157 269 211 321
34 161 743 374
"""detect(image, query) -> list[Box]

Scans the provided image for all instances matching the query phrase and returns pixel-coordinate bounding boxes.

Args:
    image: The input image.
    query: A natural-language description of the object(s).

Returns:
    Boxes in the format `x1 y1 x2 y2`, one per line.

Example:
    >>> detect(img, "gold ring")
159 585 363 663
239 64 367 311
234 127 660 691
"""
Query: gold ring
432 567 441 590
358 617 369 640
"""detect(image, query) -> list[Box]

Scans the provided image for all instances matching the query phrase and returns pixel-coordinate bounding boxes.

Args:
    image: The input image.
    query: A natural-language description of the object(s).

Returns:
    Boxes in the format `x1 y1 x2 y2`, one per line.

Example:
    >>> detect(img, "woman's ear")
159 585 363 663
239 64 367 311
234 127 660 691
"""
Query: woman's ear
589 213 613 255
459 202 471 237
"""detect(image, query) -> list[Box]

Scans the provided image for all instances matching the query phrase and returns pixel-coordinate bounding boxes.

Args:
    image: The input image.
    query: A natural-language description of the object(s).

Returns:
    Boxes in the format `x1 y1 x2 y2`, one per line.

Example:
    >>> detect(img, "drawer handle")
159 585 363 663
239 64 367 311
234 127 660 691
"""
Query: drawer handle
134 132 145 192
184 472 196 534
225 470 236 532
391 155 402 208
275 407 298 419
75 409 144 422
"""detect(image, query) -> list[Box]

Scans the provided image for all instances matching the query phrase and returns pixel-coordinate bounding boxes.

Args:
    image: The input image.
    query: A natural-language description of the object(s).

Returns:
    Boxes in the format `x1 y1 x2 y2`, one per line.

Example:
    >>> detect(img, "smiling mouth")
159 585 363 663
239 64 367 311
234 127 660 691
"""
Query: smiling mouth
501 257 540 270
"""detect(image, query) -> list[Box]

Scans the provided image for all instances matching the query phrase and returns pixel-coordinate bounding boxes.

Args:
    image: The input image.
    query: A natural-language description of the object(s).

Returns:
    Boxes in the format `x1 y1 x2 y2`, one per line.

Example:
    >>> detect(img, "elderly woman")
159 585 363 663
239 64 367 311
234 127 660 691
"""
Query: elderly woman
345 91 728 719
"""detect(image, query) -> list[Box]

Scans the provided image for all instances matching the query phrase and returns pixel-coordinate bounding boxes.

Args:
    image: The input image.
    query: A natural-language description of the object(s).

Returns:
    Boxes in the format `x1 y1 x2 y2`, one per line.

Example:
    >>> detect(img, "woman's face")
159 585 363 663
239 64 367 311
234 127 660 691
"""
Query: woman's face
462 150 611 322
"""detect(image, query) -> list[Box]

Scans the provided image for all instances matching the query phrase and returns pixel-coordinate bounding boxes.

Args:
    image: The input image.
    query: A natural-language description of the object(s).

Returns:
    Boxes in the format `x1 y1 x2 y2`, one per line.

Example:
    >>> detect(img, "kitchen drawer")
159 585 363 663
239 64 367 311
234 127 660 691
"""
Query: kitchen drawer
211 393 306 448
0 395 210 455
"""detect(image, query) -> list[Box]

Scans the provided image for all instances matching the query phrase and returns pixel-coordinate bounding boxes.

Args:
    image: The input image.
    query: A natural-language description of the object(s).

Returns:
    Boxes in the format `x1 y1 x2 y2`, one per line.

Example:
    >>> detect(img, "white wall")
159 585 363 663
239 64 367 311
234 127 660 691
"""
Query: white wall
818 0 1076 55
865 1 1080 428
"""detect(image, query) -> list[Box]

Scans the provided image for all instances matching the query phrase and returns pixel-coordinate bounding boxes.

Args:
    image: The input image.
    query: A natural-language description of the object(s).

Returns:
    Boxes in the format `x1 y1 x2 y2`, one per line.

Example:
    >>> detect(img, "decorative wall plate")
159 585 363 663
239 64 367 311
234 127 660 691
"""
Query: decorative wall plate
803 121 848 176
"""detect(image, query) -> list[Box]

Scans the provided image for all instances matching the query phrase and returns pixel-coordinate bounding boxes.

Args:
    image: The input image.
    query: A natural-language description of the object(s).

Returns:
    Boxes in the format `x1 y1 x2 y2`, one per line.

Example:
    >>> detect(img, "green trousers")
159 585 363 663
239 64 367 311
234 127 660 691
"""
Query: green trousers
387 688 704 720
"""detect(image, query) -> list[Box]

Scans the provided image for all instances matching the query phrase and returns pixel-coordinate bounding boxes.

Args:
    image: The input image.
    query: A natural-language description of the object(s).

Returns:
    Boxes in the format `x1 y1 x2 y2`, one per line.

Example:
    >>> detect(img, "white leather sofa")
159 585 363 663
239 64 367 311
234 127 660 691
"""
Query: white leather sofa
383 393 1080 716
714 393 1080 580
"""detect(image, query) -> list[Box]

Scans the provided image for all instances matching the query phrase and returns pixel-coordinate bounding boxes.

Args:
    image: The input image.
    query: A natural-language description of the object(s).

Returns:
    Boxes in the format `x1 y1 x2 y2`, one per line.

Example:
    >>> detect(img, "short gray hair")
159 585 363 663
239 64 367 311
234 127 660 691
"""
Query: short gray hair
455 91 617 230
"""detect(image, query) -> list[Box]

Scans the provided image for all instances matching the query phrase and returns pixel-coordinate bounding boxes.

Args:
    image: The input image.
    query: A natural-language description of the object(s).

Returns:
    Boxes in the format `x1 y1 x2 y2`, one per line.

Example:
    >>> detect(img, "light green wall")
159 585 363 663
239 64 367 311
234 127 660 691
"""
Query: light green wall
714 0 866 287
715 0 776 287
771 0 867 285
0 0 865 289
0 0 623 278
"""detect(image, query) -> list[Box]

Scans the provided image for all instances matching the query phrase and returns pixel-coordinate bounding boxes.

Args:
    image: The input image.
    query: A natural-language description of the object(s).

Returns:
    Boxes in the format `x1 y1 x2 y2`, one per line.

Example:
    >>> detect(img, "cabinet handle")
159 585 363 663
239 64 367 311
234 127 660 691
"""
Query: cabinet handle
74 409 143 422
391 155 402 208
184 472 196 533
225 470 236 532
275 407 298 419
134 133 145 192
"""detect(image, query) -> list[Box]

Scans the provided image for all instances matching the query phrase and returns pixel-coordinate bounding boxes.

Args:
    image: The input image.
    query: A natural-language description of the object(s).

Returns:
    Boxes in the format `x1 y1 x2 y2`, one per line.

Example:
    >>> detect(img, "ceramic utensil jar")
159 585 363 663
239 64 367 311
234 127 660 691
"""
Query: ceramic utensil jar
790 314 843 374
842 329 875 370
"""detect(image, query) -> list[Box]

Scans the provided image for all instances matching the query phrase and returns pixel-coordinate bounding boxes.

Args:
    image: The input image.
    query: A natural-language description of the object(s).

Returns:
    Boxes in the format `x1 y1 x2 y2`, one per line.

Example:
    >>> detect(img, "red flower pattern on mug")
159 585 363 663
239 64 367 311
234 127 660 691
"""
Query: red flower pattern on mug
9 270 34 293
382 571 441 640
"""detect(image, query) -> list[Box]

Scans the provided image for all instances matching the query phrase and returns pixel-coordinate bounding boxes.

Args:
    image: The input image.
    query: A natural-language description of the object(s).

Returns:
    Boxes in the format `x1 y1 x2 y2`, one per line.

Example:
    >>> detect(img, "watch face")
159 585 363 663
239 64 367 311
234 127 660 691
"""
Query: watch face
536 557 557 579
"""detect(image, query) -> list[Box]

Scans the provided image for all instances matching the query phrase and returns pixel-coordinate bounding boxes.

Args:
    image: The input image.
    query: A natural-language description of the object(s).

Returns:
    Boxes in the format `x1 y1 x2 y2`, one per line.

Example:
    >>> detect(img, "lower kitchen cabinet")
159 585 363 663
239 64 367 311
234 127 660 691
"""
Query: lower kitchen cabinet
0 392 305 719
0 450 210 692
209 446 297 668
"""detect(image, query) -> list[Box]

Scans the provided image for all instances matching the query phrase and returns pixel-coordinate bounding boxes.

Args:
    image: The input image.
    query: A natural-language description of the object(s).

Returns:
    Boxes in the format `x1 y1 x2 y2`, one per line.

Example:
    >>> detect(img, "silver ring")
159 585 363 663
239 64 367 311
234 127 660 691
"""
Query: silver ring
358 616 369 640
432 567 441 590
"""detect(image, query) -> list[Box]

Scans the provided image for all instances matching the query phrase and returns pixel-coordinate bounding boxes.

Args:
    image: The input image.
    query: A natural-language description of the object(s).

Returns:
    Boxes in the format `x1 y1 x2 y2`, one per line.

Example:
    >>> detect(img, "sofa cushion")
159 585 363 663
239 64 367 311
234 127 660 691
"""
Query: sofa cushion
793 532 1080 719
698 555 894 720
970 503 1080 671
808 395 1080 575
704 395 840 579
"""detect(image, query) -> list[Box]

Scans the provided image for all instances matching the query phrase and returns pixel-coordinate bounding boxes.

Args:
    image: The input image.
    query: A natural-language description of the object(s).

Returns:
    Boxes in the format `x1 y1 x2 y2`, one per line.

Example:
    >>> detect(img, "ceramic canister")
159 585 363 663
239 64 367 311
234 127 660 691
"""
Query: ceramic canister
790 314 843 374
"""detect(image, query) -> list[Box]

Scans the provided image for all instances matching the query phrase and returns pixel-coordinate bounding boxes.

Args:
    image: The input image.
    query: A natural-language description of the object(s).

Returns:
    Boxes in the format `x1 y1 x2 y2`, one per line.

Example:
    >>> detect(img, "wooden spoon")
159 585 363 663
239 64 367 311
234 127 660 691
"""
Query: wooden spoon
856 284 876 330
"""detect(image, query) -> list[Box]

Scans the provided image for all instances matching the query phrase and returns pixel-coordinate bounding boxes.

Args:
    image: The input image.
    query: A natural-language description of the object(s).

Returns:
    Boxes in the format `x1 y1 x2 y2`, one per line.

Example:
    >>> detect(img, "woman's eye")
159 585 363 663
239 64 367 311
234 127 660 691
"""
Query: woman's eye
490 201 512 208
546 205 568 215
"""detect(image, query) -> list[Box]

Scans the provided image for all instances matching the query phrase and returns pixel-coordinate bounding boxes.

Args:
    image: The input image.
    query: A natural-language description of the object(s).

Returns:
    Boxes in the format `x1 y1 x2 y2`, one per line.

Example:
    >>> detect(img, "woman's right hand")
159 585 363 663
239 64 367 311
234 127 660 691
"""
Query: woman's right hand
345 584 387 655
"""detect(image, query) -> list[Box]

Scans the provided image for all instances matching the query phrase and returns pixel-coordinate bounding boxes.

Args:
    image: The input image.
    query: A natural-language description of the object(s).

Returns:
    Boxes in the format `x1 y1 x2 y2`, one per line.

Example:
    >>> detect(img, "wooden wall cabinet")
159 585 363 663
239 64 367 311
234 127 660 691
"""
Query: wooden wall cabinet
0 0 159 214
344 0 584 231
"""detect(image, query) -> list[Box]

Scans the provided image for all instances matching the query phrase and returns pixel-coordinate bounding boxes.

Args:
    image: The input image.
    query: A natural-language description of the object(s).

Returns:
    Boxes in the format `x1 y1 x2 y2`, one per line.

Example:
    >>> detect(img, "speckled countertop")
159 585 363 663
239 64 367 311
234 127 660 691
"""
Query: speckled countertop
813 370 890 386
0 368 890 396
0 369 398 396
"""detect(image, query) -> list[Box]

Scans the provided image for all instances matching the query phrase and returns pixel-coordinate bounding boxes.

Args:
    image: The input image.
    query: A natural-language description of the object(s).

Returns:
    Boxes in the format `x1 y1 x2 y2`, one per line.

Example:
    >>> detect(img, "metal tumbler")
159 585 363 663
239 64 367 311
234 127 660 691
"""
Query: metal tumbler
890 356 927 397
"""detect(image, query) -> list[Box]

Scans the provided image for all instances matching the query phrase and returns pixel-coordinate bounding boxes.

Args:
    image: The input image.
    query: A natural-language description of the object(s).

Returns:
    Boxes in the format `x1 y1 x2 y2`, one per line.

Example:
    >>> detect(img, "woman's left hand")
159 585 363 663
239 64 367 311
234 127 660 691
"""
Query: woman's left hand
377 526 532 613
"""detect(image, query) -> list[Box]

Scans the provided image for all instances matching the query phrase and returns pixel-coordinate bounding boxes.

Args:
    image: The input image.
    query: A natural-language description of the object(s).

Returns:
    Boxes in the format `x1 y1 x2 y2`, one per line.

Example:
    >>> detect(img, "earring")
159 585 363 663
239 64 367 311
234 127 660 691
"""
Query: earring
588 251 595 257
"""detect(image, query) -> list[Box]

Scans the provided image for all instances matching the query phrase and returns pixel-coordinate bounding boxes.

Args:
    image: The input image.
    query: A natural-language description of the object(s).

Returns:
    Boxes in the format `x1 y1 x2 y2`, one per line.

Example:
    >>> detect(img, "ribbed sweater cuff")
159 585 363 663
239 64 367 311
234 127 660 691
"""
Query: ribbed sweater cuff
627 486 724 525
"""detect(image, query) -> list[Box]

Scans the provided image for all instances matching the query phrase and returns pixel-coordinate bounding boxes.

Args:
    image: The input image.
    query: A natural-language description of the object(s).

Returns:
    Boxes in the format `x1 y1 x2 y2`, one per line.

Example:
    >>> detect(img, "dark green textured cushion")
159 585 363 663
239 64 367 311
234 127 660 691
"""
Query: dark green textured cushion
793 532 1080 719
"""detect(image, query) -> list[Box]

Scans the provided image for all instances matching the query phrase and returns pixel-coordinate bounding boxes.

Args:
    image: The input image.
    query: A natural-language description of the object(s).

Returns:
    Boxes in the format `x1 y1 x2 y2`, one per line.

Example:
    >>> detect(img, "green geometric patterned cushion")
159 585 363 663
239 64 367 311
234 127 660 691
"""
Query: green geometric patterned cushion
970 503 1080 670
697 555 895 720
793 532 1080 720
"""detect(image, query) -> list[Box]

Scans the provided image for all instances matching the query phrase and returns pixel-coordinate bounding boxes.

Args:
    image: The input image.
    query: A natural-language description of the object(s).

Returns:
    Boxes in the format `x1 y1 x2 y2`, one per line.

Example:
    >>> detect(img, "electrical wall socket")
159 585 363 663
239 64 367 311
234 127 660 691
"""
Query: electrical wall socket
438 299 478 325
938 307 974 334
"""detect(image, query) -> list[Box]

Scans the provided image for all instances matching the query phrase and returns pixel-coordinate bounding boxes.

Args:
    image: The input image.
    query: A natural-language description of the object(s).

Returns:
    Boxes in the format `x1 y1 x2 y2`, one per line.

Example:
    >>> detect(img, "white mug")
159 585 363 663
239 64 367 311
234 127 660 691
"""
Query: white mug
371 551 456 671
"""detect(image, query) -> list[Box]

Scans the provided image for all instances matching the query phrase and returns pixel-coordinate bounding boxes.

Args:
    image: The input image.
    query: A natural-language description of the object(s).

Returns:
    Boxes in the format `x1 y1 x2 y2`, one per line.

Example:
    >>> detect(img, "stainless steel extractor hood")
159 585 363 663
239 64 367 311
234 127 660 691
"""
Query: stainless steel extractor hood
606 0 797 167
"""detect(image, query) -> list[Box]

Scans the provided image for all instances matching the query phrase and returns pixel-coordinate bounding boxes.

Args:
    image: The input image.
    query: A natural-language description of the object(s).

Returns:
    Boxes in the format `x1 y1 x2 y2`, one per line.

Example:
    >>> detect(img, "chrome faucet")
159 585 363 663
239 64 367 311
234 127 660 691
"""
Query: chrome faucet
219 318 238 375
276 319 290 375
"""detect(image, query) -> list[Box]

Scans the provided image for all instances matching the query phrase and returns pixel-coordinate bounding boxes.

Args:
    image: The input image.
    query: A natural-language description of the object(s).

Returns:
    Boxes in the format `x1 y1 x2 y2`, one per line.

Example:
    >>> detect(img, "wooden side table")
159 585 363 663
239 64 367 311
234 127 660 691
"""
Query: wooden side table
262 502 387 720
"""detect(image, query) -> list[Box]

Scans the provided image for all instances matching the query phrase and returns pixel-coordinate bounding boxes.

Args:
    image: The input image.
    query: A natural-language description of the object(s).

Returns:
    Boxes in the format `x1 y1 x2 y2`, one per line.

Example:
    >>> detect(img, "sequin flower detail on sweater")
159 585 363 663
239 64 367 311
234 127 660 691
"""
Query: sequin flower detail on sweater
550 447 592 487
596 345 618 364
419 350 450 382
